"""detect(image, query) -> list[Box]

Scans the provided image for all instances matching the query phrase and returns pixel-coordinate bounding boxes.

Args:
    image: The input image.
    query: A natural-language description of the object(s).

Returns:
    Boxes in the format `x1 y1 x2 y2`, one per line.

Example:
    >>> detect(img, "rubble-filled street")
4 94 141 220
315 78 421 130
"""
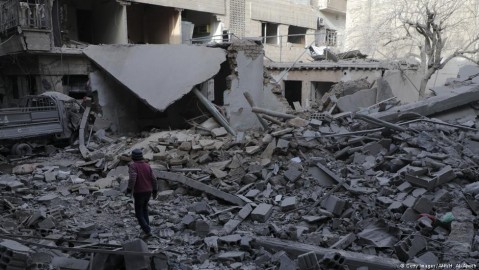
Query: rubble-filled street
2 72 479 269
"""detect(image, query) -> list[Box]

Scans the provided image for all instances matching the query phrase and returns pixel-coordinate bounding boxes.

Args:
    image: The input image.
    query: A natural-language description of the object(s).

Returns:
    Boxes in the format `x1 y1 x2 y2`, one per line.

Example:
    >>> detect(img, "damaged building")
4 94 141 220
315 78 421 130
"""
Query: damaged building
2 0 479 270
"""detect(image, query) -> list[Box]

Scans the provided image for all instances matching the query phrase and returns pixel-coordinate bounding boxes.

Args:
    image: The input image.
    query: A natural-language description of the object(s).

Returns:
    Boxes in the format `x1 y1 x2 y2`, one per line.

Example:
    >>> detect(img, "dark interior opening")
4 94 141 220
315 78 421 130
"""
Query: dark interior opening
62 75 89 98
76 9 93 43
288 26 307 45
213 61 232 105
284 80 302 108
312 81 335 101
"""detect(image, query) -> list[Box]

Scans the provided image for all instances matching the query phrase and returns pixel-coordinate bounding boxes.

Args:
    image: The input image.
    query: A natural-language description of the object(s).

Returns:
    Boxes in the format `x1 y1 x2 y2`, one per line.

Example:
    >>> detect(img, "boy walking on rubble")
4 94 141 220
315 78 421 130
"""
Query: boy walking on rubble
127 149 158 238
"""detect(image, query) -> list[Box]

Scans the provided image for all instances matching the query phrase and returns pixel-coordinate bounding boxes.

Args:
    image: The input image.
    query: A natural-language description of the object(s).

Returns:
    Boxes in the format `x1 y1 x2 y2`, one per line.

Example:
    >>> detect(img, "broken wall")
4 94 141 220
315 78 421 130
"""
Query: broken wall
89 70 138 133
224 40 287 130
383 69 421 103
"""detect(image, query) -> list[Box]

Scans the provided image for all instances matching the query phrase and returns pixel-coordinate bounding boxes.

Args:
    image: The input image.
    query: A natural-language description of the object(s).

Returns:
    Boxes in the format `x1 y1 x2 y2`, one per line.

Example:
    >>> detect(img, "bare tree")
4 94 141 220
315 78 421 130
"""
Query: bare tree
346 0 479 99
392 0 479 99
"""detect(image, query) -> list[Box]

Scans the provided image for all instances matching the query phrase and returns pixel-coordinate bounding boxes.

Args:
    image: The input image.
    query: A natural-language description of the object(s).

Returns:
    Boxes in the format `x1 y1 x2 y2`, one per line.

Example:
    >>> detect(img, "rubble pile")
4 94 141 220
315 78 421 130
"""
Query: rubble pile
2 90 479 269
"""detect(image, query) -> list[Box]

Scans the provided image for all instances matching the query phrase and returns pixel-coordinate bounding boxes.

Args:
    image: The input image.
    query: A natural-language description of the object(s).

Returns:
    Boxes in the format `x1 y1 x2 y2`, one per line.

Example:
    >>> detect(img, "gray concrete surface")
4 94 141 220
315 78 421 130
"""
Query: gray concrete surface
84 44 226 111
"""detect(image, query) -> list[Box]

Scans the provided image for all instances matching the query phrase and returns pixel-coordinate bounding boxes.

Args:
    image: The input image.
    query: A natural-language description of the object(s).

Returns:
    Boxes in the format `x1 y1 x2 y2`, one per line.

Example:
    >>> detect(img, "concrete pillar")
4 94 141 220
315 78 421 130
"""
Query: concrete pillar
277 24 289 62
305 29 316 46
302 81 311 109
170 9 182 44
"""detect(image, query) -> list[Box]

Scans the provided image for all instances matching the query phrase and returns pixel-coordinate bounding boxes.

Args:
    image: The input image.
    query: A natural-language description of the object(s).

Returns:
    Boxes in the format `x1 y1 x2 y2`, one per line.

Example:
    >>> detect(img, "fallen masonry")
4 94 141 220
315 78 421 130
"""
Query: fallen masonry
2 76 479 269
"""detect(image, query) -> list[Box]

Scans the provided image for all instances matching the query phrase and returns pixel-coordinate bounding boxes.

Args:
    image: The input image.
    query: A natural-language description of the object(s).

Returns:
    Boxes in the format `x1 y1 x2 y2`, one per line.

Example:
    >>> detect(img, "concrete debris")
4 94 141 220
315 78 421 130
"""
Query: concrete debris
2 77 479 269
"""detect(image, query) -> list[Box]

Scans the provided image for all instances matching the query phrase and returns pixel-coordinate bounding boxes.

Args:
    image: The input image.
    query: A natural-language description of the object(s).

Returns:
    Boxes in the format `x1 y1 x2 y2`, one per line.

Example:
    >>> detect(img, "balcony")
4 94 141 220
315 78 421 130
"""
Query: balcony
318 0 347 15
0 0 52 54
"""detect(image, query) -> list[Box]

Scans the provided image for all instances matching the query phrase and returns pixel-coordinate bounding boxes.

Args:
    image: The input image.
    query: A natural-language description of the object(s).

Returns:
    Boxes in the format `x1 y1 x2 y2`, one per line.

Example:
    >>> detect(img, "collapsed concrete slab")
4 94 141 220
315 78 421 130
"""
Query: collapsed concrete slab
84 44 226 111
371 85 479 122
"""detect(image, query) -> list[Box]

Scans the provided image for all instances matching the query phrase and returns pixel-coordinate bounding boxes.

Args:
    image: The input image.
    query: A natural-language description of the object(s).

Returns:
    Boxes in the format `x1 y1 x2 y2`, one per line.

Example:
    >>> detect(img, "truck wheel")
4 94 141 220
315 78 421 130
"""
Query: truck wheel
13 143 33 156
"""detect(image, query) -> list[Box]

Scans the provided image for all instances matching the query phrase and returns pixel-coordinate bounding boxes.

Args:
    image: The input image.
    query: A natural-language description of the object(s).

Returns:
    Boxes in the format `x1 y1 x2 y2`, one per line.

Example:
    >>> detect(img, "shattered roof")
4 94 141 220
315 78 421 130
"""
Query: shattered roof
83 44 226 111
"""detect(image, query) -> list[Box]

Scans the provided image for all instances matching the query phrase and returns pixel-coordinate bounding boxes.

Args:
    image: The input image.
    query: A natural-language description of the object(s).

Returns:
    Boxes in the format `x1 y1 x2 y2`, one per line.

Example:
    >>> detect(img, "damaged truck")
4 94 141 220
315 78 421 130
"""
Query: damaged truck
0 92 87 156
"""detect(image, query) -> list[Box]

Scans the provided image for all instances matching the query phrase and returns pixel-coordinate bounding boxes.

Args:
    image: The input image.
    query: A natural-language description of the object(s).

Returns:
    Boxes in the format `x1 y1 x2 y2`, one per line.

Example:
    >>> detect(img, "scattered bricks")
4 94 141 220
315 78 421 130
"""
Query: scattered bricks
122 239 150 270
211 127 228 137
433 189 452 203
245 146 261 155
245 189 260 199
178 141 192 151
415 216 433 235
37 218 55 230
181 214 195 229
397 182 412 192
280 196 297 211
388 201 404 213
223 219 242 235
240 236 253 251
401 208 419 222
412 197 434 214
204 236 219 253
376 196 393 207
330 233 357 250
401 196 417 208
394 234 427 262
276 139 290 149
190 201 210 214
156 190 174 201
412 188 427 198
242 173 258 184
405 174 436 190
320 252 345 270
217 251 246 262
78 187 89 196
33 174 45 181
320 195 347 216
51 257 90 270
284 168 301 182
44 172 57 182
237 204 253 220
297 252 320 270
251 203 274 222
195 220 210 237
413 251 439 265
219 234 241 246
432 165 455 185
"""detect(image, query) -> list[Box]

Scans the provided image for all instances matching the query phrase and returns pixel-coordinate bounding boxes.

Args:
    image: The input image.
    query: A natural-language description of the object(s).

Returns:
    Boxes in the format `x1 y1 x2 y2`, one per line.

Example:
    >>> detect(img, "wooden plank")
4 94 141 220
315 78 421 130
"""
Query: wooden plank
254 237 401 270
155 171 245 206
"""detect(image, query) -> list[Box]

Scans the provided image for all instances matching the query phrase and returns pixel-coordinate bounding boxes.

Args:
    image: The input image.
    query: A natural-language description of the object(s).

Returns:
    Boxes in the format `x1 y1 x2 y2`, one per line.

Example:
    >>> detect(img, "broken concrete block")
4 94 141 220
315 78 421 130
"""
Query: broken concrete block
280 196 297 211
284 168 301 182
122 239 150 270
287 117 309 128
178 141 192 151
190 201 210 214
330 233 357 250
405 174 436 190
218 251 246 262
38 218 55 230
245 146 261 155
412 197 433 214
320 195 347 216
44 172 57 182
297 252 319 270
211 127 228 137
245 189 260 199
251 203 273 222
401 208 419 222
394 234 427 262
196 220 210 237
52 256 90 270
432 165 455 185
237 204 253 220
413 251 439 265
276 139 289 149
223 219 242 235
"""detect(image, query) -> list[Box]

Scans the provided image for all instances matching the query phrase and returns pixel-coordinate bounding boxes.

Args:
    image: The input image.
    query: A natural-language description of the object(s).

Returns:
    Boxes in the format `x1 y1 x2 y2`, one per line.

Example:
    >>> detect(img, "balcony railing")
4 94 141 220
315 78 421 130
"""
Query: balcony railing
318 0 347 14
0 0 51 34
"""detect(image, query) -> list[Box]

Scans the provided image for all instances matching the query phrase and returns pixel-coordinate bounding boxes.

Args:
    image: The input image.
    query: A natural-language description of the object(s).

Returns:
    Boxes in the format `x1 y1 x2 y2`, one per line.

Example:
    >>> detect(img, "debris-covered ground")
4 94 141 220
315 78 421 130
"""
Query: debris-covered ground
2 76 479 270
